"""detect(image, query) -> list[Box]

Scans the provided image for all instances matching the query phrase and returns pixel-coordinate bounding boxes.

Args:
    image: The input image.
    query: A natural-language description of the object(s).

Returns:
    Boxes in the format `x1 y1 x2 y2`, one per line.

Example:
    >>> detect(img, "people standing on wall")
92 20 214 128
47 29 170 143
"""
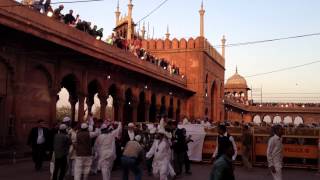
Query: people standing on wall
63 9 76 25
27 119 52 171
241 124 252 170
52 124 71 180
212 124 237 161
209 139 235 180
267 125 284 180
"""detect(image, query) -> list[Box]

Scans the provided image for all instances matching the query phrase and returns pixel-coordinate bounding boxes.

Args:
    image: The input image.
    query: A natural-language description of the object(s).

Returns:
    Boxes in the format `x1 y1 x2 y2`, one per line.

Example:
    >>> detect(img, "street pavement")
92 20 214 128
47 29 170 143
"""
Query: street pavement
0 160 319 180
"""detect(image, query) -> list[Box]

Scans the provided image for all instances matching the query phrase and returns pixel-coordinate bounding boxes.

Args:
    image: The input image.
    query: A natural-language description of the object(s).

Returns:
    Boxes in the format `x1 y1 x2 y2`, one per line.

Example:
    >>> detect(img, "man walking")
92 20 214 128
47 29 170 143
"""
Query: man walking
27 119 52 171
241 125 252 170
209 139 235 180
52 124 71 180
74 123 98 180
267 125 284 180
212 124 237 161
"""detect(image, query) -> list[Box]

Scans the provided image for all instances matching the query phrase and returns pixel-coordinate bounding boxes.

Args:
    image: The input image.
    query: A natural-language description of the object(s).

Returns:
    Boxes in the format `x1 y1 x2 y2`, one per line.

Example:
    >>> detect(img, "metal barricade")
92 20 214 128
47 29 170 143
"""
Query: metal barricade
253 127 320 169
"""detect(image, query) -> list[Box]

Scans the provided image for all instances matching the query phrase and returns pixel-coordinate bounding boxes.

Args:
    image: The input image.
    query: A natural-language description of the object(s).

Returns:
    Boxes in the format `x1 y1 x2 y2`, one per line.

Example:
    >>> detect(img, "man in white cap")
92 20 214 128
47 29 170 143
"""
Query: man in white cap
122 135 143 180
52 124 71 180
121 122 136 149
94 122 122 180
146 130 173 180
74 123 98 180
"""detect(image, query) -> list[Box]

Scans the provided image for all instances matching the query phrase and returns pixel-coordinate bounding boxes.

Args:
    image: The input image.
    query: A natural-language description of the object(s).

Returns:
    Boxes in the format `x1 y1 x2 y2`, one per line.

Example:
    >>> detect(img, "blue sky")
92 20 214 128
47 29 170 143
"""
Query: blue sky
57 0 320 102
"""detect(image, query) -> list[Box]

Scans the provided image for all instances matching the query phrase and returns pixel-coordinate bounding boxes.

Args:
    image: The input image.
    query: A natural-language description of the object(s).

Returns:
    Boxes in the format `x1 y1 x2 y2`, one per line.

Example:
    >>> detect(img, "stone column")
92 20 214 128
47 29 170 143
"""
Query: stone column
99 95 107 120
86 97 94 115
49 89 59 126
69 95 78 122
77 94 85 122
115 99 125 122
132 100 138 123
145 102 150 122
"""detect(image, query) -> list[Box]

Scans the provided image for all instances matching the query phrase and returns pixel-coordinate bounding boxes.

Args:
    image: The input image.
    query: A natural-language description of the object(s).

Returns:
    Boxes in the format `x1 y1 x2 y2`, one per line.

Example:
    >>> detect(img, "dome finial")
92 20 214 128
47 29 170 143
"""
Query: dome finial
236 66 238 73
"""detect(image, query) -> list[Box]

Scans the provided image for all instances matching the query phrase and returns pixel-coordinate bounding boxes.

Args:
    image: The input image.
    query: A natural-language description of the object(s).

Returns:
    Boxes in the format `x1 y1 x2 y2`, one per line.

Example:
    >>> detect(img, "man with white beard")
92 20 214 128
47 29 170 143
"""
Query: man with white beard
146 130 172 180
94 122 122 180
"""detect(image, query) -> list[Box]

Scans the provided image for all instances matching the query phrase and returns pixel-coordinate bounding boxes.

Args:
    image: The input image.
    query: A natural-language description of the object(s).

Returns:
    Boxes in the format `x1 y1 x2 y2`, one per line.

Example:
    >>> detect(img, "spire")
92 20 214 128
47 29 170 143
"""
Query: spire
127 0 134 40
221 35 226 59
199 0 205 37
165 25 170 39
236 65 238 74
115 0 121 26
141 22 146 39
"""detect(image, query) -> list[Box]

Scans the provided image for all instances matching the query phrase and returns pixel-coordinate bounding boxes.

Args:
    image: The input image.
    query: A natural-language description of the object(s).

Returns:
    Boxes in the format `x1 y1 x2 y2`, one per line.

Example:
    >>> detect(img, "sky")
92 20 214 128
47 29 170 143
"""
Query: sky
54 0 320 103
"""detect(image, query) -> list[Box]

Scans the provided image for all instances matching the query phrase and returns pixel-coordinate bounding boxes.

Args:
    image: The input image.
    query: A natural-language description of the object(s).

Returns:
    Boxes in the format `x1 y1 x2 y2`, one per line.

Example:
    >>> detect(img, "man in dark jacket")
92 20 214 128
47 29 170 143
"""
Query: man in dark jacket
63 9 76 25
52 124 71 180
173 128 192 175
27 119 52 171
209 139 235 180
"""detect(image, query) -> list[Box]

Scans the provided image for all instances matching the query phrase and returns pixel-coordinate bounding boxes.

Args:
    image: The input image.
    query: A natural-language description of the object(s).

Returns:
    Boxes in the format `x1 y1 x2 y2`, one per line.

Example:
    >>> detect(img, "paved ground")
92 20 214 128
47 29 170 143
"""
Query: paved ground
0 160 319 180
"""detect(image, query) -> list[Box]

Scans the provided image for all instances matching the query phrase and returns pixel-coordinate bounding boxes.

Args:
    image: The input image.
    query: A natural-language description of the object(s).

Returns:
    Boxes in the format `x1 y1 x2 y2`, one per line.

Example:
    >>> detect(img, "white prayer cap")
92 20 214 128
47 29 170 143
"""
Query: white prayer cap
81 123 88 129
100 124 108 130
128 123 135 128
62 117 71 123
135 135 141 142
150 128 157 134
157 129 166 135
165 132 172 139
59 124 67 130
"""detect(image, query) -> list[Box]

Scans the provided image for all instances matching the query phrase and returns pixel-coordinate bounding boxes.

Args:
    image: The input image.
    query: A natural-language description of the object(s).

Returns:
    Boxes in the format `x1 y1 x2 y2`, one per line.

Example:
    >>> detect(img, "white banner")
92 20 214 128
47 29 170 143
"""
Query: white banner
178 124 206 162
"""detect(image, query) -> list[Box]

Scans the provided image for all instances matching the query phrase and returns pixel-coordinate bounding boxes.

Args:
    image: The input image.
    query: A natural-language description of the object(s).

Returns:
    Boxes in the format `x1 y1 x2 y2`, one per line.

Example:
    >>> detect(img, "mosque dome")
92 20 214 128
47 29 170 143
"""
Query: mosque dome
225 68 248 89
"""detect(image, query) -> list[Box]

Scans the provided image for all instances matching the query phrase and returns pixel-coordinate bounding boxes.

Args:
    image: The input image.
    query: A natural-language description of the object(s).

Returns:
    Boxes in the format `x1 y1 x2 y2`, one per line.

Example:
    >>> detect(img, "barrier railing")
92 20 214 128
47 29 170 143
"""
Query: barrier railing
202 127 320 170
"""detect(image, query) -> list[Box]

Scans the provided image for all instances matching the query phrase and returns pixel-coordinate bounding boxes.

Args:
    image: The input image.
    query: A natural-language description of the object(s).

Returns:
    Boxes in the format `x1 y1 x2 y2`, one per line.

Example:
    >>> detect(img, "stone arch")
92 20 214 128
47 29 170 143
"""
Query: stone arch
253 115 261 124
195 37 204 48
59 73 81 121
210 81 219 121
179 38 187 49
187 38 195 49
164 39 171 49
87 79 104 118
172 38 179 49
108 84 118 121
149 93 157 122
22 65 53 137
283 116 293 124
273 115 282 124
156 39 164 50
263 115 272 123
294 116 303 125
149 40 156 50
137 91 146 122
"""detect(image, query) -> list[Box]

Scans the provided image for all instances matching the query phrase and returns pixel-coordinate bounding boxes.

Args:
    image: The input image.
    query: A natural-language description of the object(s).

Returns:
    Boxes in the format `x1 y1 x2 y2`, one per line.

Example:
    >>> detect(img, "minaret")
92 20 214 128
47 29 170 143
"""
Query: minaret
221 35 226 59
199 1 205 37
165 25 170 39
127 0 134 40
115 0 121 26
141 22 146 39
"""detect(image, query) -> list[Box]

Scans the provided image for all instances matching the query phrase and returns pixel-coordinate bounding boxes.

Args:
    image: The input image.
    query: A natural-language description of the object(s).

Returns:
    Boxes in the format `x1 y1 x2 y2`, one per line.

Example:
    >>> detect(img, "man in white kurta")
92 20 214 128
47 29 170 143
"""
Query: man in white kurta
267 125 284 180
94 122 122 180
146 131 171 180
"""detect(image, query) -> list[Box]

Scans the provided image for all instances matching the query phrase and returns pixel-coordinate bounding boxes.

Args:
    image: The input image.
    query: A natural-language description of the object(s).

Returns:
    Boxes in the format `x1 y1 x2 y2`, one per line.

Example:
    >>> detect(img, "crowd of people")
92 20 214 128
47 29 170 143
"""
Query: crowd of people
22 0 183 78
28 115 195 180
22 0 104 39
106 34 182 76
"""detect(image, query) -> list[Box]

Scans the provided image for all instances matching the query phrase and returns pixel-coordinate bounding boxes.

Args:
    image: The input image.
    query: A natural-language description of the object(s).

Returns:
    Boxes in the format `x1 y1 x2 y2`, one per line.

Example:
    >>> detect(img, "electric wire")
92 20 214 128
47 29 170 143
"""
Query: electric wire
136 0 170 24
